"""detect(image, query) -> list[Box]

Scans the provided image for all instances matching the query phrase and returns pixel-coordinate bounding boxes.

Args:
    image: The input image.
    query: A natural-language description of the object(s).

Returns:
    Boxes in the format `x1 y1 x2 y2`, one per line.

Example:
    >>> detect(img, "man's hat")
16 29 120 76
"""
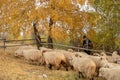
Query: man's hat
83 35 86 39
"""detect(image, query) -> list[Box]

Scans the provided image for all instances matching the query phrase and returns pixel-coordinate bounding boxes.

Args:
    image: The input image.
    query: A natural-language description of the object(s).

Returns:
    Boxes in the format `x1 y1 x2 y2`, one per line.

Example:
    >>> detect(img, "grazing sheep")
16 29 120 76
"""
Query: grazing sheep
53 49 75 70
93 52 108 59
106 55 115 63
93 53 100 56
74 52 88 57
14 49 24 57
102 62 120 68
80 55 108 69
99 67 120 80
83 55 108 76
88 56 108 67
69 56 96 80
100 52 107 57
21 49 42 65
117 59 120 64
22 49 41 61
67 49 74 53
112 51 120 63
40 51 68 70
14 45 36 57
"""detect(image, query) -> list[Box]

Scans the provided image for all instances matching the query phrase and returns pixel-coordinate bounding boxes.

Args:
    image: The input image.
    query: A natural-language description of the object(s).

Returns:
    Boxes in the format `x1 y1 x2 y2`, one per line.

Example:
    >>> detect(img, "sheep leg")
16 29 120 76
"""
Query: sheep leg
49 64 52 70
65 66 68 71
78 72 82 78
70 66 74 70
90 77 94 80
29 60 37 65
25 59 33 64
78 72 80 78
56 64 61 70
62 63 68 71
78 72 84 78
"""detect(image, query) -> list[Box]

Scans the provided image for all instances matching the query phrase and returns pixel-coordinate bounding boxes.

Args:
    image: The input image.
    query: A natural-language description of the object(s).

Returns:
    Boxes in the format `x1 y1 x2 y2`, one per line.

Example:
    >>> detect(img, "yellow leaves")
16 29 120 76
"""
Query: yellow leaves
0 0 9 7
9 25 20 38
87 28 96 37
0 0 98 41
78 0 93 5
78 0 85 5
52 26 67 42
58 0 74 11
51 10 60 21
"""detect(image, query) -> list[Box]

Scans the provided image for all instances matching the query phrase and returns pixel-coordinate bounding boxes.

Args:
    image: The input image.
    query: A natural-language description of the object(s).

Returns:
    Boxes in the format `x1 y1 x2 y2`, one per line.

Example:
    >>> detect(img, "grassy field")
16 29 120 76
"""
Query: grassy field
0 47 103 80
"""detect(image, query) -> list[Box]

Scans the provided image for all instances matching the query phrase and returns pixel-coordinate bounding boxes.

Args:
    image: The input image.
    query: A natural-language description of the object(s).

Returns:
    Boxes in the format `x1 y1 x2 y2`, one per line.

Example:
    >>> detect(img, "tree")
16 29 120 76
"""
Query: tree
0 0 97 49
93 0 120 51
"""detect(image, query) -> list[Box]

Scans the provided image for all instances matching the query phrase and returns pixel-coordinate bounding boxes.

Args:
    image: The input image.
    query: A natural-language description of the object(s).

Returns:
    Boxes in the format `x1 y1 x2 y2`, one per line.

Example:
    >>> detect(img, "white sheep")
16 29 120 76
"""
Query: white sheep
82 55 108 76
53 49 75 70
22 49 42 65
67 49 74 53
112 51 120 63
69 56 96 80
74 52 88 57
117 58 120 64
22 49 41 61
41 51 68 70
100 52 107 57
88 56 108 67
14 45 36 57
99 67 120 80
93 53 101 56
102 62 120 68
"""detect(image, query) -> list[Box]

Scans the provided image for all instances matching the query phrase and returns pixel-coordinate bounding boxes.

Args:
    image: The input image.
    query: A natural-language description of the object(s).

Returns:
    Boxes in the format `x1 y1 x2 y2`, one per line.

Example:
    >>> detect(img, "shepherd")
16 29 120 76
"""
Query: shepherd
82 35 93 55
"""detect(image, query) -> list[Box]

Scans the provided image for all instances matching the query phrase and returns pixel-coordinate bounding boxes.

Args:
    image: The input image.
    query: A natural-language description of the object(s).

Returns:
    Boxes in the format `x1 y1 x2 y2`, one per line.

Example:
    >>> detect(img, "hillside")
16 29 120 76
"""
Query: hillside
0 47 103 80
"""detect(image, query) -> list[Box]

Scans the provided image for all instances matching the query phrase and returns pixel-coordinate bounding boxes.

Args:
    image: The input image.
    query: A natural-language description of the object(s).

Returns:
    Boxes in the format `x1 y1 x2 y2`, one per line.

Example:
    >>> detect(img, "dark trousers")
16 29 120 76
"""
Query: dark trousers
84 50 91 55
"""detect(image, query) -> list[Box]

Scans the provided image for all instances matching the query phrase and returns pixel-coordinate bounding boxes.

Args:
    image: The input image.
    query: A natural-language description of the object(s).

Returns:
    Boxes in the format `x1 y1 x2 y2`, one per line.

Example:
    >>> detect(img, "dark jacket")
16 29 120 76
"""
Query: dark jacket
82 38 93 49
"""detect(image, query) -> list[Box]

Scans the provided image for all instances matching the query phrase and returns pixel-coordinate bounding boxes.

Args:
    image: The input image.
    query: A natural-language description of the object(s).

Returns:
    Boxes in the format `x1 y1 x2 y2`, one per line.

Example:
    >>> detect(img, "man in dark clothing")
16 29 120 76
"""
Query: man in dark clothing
82 35 93 55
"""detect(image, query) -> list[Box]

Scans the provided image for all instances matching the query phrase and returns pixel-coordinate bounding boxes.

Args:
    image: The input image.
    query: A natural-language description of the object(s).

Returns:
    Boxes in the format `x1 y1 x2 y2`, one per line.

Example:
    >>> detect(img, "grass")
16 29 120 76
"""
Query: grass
0 47 103 80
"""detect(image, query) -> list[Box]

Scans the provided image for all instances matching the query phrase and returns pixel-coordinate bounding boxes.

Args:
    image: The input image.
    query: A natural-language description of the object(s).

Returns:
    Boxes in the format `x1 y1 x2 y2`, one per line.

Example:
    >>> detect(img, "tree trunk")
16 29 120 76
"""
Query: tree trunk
48 35 53 48
47 18 53 49
33 22 42 50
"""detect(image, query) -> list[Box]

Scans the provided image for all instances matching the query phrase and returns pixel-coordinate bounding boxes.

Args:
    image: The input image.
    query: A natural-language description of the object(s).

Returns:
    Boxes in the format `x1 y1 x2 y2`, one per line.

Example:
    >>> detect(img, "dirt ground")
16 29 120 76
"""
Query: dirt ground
0 47 103 80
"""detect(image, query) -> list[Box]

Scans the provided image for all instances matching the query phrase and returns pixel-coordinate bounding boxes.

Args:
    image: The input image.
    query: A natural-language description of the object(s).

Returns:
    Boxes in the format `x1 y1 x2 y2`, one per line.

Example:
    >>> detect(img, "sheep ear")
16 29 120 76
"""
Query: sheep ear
106 65 109 68
41 50 47 53
79 55 82 58
75 54 78 57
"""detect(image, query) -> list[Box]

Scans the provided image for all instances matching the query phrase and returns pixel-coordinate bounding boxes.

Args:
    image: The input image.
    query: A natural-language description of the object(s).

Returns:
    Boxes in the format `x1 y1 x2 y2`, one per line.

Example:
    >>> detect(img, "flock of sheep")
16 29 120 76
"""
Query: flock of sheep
14 45 120 80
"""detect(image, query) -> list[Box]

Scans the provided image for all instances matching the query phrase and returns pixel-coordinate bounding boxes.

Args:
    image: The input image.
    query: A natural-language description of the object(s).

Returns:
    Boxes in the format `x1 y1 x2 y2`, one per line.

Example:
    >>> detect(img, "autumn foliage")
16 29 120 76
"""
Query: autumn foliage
0 0 119 51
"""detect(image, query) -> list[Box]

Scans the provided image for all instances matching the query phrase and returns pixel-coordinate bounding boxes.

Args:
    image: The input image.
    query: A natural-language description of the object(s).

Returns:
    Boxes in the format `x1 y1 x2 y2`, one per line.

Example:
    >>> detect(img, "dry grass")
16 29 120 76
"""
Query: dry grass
0 47 103 80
